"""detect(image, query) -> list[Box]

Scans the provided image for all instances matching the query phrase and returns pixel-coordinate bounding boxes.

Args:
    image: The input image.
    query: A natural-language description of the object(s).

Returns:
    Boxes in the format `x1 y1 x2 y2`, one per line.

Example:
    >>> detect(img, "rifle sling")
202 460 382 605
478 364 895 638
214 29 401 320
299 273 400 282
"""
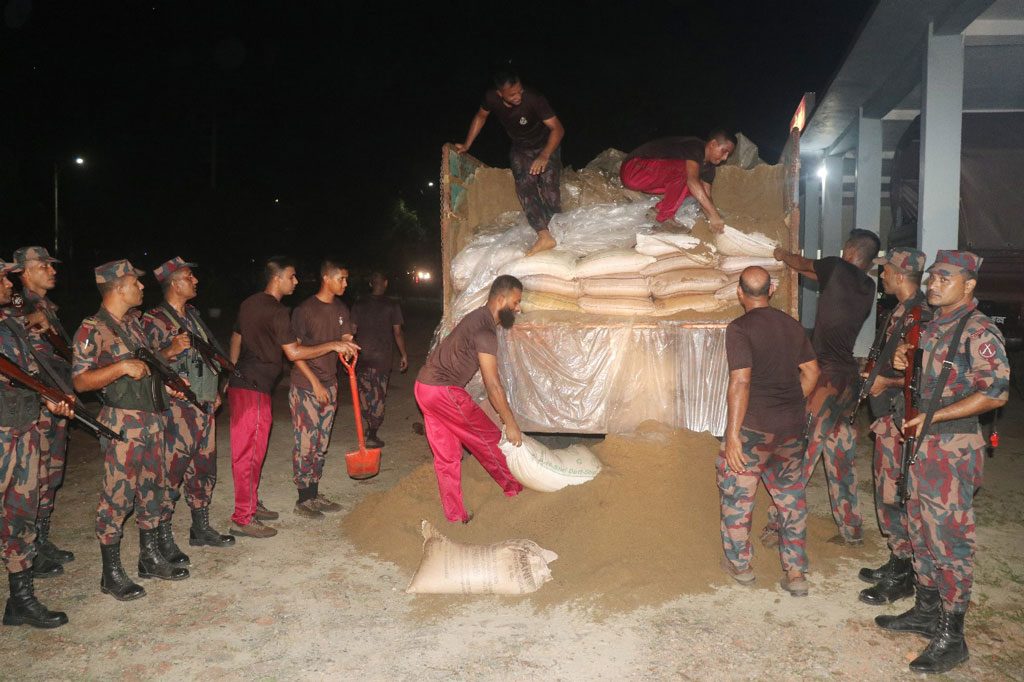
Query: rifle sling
913 313 972 457
0 318 73 395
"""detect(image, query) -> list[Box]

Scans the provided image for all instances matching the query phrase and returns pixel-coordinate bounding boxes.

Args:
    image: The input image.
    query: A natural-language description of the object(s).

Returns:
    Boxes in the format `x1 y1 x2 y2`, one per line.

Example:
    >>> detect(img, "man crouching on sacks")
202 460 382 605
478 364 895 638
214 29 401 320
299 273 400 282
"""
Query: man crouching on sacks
414 276 525 523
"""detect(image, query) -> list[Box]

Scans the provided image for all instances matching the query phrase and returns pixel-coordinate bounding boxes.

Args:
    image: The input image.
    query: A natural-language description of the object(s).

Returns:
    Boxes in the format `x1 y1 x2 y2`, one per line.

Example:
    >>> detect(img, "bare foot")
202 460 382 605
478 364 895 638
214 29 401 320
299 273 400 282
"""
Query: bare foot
525 230 556 257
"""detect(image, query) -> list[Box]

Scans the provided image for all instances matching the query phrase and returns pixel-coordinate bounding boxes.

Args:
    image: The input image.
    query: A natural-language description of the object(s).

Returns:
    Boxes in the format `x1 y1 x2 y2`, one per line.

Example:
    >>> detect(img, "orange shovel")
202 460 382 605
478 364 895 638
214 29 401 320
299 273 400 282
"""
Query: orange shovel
339 351 381 480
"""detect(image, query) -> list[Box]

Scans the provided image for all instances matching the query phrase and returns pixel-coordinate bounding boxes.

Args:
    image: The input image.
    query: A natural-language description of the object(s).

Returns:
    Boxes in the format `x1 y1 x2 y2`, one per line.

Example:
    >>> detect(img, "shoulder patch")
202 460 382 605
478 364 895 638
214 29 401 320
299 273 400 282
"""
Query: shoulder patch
978 342 997 359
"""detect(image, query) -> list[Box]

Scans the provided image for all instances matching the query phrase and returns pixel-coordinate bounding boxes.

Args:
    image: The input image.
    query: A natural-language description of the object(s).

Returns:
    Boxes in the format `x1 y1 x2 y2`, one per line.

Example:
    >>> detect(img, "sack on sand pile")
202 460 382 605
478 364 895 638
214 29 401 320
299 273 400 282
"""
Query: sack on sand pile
635 233 702 257
406 520 558 595
505 249 578 280
575 248 655 279
649 269 730 298
577 296 656 316
715 225 780 258
519 274 580 298
640 251 720 277
652 293 731 316
500 433 602 493
579 276 650 299
718 255 785 273
521 291 582 313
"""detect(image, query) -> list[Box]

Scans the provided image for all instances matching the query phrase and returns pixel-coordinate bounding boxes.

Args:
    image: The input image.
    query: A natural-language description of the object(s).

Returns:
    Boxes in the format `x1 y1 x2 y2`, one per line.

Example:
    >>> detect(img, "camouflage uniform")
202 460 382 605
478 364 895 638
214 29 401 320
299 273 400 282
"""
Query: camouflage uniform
0 312 42 574
288 384 339 489
717 427 809 575
143 303 219 521
73 308 167 545
355 367 388 434
908 298 1009 612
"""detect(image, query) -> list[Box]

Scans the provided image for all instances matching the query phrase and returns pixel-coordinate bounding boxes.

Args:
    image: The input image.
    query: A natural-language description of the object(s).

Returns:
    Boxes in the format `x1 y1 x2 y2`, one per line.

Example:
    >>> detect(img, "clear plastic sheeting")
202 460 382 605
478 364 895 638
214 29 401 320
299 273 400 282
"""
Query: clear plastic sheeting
465 312 729 436
547 198 657 256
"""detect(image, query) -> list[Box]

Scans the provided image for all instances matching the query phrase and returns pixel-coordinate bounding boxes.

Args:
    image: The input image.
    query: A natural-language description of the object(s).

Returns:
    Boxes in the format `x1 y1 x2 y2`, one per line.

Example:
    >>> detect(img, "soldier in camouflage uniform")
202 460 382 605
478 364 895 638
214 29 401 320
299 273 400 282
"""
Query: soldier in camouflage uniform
72 259 189 601
144 257 235 568
856 248 929 606
717 267 820 596
875 250 1010 675
1 259 70 629
12 246 76 578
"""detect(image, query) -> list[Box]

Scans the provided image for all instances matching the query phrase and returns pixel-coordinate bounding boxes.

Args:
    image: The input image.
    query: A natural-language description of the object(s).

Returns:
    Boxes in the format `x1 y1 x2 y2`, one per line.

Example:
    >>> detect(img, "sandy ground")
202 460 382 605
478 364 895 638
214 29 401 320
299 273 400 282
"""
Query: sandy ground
2 301 1022 682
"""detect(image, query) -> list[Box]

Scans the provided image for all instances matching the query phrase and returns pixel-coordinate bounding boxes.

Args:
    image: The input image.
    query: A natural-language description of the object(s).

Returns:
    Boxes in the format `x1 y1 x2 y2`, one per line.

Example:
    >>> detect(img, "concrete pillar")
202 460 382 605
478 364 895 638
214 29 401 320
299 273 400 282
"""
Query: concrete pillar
821 154 844 257
918 23 964 259
799 168 822 327
853 110 882 356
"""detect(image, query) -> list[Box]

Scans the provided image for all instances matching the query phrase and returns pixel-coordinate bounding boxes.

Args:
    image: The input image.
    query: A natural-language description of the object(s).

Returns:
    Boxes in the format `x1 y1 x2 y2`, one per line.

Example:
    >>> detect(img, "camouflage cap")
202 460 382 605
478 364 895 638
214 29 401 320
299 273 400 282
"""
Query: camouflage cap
13 246 61 266
94 259 145 284
153 256 198 283
872 247 926 273
0 260 24 277
927 250 984 277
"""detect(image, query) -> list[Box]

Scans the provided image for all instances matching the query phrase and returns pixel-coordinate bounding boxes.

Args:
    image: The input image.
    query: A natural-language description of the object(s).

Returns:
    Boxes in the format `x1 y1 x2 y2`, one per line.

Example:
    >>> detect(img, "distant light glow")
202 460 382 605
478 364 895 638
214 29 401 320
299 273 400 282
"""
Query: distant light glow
817 165 827 180
74 157 85 165
427 181 434 187
274 198 280 203
413 270 432 283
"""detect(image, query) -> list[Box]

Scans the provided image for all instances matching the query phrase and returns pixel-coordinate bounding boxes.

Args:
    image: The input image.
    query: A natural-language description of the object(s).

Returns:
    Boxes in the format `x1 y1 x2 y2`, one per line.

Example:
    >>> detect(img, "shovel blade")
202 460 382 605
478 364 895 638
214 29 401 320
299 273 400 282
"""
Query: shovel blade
345 447 381 480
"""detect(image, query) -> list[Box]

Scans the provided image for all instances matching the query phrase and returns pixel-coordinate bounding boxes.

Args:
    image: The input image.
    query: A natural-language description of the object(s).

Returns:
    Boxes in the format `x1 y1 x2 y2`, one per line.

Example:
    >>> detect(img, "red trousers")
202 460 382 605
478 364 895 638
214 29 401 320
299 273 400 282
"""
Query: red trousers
229 387 272 525
414 381 522 522
620 157 692 222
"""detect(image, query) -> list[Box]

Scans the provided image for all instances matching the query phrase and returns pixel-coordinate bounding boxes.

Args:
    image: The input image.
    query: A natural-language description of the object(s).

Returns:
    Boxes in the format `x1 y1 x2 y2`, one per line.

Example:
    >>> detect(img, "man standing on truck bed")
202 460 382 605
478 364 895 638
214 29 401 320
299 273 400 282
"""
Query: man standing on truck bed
769 229 880 546
620 130 736 232
454 66 565 257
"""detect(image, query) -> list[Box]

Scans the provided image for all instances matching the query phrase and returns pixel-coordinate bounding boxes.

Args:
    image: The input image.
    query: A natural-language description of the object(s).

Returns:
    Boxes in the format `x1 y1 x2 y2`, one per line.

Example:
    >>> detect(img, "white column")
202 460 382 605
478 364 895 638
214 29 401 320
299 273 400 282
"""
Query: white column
821 154 844 257
918 22 965 259
853 110 882 356
799 167 822 327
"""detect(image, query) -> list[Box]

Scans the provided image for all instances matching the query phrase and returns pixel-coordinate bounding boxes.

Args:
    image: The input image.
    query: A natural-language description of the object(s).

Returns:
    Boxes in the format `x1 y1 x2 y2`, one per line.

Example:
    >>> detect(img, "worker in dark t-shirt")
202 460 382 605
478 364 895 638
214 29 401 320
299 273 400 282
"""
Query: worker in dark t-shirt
718 266 820 596
227 257 358 539
769 229 880 546
414 276 525 524
620 131 736 232
454 66 565 257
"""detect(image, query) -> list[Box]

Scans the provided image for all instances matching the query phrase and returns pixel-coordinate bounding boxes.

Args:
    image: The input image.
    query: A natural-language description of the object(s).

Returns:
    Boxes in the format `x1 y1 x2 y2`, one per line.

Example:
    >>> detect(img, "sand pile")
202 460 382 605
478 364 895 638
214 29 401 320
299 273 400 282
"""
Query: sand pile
341 421 869 615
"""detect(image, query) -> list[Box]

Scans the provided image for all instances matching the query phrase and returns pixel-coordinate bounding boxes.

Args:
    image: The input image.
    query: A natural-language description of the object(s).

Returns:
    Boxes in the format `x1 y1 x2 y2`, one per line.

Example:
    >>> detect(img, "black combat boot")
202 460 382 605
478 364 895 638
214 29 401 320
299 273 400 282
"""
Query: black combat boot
909 608 969 674
859 556 915 605
156 521 190 567
31 551 64 578
2 570 68 628
37 515 74 564
100 542 146 601
189 507 236 547
138 528 189 581
875 584 941 636
858 553 896 584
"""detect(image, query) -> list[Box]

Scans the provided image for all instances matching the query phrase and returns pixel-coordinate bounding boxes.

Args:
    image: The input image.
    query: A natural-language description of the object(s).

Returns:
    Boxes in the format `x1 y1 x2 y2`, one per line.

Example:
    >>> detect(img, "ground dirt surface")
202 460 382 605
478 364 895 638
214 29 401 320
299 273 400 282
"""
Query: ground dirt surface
2 301 1022 682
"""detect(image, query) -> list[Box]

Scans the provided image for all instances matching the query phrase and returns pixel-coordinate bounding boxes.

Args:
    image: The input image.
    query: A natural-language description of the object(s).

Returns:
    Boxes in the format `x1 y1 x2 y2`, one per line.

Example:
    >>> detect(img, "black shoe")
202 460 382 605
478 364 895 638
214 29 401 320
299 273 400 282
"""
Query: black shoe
909 609 970 674
31 552 64 579
138 529 189 581
100 542 146 601
2 570 68 628
156 521 190 567
858 553 896 584
365 431 385 448
189 507 236 547
859 557 915 605
36 515 74 564
875 585 941 637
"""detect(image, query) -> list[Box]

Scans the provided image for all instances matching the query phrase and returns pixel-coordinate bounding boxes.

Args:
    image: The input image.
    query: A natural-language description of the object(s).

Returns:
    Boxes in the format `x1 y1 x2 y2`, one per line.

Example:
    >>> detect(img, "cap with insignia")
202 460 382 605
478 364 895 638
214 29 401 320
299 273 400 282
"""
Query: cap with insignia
153 256 198 283
94 259 145 284
872 247 926 273
926 250 983 276
13 246 61 266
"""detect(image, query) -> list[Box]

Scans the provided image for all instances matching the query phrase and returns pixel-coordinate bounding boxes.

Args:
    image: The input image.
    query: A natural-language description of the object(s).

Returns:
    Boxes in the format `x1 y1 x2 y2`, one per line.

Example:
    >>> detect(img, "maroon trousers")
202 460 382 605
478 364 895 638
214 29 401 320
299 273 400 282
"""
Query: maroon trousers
619 157 693 222
413 381 522 522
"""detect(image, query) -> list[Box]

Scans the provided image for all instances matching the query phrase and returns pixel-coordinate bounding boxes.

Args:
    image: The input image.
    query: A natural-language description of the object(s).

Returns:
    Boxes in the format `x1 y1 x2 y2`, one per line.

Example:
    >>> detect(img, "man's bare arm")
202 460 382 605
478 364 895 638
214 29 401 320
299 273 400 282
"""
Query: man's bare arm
724 367 751 472
454 108 490 153
529 116 565 175
479 352 521 446
685 160 724 230
229 332 241 364
774 247 818 279
281 339 358 362
799 359 820 397
73 360 149 393
393 324 409 372
905 393 1007 430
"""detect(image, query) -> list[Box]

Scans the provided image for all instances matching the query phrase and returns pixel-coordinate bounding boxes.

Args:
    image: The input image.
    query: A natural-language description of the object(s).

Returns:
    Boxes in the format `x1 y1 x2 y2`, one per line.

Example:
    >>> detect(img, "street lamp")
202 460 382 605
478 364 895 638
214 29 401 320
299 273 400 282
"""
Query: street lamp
53 157 86 255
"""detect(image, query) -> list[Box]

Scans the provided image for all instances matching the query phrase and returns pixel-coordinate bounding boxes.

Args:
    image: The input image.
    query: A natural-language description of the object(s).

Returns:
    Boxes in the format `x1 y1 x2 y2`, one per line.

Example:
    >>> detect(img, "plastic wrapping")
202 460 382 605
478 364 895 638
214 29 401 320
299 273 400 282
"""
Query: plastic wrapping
548 199 657 256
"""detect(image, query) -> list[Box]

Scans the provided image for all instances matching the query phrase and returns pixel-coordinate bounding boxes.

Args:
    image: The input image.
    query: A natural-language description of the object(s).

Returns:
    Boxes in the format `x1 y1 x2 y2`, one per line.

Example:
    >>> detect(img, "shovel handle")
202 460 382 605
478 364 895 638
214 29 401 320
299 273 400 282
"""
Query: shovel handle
338 349 358 374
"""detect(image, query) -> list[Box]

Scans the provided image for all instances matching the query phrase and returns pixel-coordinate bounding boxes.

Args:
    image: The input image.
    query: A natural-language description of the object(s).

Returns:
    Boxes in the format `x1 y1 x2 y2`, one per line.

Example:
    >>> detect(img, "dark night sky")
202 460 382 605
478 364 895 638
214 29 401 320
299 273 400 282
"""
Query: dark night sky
2 0 874 289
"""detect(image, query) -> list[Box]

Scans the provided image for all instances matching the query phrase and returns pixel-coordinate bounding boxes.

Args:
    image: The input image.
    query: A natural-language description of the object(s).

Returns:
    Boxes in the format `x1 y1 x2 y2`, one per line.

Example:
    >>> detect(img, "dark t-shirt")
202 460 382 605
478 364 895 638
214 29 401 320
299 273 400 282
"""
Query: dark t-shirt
812 257 876 381
481 88 556 150
417 307 497 388
231 292 295 394
289 296 354 389
726 307 816 435
624 136 717 184
351 295 403 372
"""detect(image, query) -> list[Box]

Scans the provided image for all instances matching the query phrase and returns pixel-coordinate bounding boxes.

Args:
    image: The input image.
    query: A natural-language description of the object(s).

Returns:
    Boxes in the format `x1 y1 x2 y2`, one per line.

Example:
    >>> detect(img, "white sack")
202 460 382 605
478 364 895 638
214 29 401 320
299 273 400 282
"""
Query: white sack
718 255 786 273
575 248 655 279
577 296 656 316
406 520 558 595
499 433 602 493
505 249 579 280
640 251 720 276
649 269 730 297
519 274 581 298
579 276 651 299
652 293 731 316
715 225 780 257
635 232 702 257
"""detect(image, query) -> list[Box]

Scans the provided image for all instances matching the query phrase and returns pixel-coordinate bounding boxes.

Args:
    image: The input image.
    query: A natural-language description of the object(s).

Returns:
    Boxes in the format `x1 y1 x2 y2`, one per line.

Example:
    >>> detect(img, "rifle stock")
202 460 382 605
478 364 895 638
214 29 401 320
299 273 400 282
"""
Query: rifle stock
133 347 203 409
9 293 73 362
0 353 123 442
895 306 924 505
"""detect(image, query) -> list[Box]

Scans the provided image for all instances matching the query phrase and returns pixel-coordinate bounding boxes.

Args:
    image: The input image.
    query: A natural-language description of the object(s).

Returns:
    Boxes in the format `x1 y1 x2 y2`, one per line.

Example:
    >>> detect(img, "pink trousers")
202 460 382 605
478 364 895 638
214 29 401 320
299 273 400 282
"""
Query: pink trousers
229 387 272 524
619 157 693 222
414 382 522 522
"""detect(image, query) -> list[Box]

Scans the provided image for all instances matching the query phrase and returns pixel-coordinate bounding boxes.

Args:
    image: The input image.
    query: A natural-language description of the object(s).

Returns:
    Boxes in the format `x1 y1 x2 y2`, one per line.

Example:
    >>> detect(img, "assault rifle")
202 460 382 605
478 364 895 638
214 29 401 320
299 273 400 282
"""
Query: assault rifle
175 327 257 391
133 346 203 409
9 293 73 362
895 306 924 506
0 352 124 442
850 331 884 425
